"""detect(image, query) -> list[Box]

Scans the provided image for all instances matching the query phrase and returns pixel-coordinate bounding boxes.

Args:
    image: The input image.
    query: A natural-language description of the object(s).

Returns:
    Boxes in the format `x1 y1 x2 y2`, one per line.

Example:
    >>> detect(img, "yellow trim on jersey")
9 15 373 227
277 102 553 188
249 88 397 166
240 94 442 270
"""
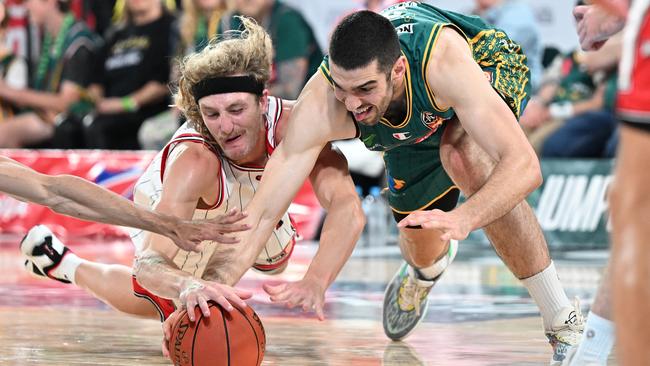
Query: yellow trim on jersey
390 185 459 214
380 51 413 129
422 23 472 113
319 63 335 87
422 23 447 112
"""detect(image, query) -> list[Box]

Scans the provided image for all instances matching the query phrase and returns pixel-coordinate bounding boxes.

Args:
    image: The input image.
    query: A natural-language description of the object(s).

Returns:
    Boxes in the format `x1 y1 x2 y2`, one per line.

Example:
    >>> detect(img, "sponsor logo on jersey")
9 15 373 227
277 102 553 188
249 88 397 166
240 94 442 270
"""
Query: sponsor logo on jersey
392 132 411 140
388 175 406 191
395 23 415 34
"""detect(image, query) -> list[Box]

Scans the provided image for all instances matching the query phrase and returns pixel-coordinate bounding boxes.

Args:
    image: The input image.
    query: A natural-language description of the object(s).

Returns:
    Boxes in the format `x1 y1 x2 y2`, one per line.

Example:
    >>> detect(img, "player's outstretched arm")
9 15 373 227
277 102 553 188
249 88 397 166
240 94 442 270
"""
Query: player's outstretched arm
132 145 251 320
264 143 365 320
0 156 248 252
400 28 542 237
215 73 354 285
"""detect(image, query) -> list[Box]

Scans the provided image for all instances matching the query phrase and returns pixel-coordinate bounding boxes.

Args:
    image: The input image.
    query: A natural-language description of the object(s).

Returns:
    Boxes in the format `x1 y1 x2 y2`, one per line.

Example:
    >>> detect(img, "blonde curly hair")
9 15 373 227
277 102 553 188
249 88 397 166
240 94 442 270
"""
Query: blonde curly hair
174 16 273 145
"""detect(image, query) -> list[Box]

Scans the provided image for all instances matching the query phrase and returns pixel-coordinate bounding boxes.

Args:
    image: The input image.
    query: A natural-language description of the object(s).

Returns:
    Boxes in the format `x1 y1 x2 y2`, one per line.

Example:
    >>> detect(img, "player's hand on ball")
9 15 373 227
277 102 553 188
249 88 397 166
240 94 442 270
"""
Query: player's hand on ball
179 279 252 322
263 279 326 321
397 209 471 241
172 208 250 252
161 309 184 358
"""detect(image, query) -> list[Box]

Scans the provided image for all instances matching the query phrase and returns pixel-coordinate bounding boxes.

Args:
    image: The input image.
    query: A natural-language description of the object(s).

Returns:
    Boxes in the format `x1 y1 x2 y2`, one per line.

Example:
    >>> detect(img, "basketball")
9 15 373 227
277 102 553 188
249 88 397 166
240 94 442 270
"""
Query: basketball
168 302 266 366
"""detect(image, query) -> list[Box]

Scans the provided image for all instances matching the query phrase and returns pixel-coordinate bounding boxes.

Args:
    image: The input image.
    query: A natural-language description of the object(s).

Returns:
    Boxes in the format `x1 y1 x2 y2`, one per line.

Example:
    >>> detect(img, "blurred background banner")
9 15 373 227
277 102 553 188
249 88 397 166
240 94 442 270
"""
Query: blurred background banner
465 159 614 249
0 149 324 240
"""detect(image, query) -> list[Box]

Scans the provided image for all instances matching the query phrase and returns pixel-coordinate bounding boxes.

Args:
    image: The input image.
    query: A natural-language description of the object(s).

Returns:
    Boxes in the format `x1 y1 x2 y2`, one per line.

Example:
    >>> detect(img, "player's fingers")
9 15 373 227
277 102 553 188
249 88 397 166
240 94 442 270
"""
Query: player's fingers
269 288 293 303
197 295 213 317
224 291 248 309
215 234 240 244
185 297 198 322
233 287 253 300
263 283 286 295
217 222 251 233
214 294 234 312
162 338 170 358
440 231 453 242
315 303 325 321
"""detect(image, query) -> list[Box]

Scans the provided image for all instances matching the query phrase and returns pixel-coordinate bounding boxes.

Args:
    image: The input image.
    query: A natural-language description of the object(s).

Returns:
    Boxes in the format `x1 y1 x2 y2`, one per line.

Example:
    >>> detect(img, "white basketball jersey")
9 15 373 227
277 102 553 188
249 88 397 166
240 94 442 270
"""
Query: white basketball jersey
130 96 296 278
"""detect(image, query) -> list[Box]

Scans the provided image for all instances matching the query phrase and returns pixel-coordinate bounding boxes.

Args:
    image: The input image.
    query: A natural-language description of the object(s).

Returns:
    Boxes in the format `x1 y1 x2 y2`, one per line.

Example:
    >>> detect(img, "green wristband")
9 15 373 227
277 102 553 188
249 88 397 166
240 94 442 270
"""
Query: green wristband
121 96 138 112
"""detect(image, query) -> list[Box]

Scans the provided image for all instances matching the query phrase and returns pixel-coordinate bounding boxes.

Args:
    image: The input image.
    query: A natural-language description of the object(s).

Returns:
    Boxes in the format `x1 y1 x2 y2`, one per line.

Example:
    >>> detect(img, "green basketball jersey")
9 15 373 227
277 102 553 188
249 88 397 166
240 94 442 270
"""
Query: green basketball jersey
319 1 530 153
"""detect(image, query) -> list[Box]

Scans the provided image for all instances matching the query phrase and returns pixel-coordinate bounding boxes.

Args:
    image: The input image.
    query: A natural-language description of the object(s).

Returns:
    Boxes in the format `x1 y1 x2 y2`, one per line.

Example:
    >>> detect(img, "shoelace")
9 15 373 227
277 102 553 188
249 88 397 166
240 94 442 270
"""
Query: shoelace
555 297 586 345
400 277 429 316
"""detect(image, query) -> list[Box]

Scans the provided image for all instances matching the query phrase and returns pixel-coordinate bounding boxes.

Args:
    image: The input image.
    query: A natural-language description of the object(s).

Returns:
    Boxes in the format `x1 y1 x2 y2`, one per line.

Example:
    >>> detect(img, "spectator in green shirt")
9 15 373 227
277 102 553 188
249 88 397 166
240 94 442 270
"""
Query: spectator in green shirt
219 0 322 99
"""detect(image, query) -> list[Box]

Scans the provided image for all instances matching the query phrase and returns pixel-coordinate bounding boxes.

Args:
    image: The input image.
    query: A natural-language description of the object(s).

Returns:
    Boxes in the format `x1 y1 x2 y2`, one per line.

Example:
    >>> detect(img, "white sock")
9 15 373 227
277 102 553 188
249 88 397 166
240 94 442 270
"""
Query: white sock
521 261 571 330
50 252 86 285
570 312 615 365
413 241 456 280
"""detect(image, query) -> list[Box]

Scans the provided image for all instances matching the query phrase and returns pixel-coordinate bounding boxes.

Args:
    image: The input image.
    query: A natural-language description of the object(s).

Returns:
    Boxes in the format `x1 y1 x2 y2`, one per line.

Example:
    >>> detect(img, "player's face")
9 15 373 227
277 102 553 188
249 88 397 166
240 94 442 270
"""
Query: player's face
199 92 268 165
329 60 395 126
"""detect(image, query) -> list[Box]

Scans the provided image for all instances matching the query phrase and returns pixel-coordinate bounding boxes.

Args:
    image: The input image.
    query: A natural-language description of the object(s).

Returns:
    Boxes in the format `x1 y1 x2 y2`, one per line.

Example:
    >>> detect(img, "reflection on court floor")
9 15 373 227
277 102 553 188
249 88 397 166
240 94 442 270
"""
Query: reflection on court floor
0 236 616 365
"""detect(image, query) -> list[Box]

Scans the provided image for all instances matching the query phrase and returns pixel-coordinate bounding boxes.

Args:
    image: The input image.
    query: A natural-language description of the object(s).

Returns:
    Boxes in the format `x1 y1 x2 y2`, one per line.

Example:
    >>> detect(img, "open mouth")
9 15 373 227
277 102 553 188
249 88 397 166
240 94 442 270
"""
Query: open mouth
353 106 372 121
225 134 243 144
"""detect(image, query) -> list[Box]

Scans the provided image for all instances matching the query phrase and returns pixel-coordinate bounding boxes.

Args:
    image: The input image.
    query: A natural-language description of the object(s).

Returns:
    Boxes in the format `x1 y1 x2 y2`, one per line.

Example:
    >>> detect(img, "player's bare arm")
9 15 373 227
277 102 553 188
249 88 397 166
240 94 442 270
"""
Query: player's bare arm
0 156 248 252
216 73 357 285
399 28 542 238
132 144 251 320
264 118 365 319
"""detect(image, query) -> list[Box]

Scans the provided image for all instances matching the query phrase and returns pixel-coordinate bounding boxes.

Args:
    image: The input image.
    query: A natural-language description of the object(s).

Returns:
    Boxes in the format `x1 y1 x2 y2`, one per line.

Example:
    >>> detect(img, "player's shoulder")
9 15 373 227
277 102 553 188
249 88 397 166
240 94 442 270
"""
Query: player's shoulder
271 97 294 144
165 141 221 184
427 27 472 72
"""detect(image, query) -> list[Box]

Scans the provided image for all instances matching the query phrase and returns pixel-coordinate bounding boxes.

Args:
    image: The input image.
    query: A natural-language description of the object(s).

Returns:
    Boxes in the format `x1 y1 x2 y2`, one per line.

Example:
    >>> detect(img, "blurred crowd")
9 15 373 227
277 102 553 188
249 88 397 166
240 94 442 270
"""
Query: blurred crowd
0 0 620 161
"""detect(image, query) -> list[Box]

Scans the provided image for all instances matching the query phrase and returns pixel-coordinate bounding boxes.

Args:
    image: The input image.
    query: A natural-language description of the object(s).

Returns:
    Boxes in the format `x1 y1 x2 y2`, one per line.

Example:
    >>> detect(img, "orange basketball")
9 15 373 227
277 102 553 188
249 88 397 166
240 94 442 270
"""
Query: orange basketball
168 302 266 366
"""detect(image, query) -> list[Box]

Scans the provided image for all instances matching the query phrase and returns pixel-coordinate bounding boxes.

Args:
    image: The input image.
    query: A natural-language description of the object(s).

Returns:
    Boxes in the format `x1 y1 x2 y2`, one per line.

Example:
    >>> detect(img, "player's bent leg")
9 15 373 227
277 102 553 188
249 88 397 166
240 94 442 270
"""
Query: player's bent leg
440 119 582 364
609 125 650 366
21 225 160 320
76 262 161 319
383 225 458 341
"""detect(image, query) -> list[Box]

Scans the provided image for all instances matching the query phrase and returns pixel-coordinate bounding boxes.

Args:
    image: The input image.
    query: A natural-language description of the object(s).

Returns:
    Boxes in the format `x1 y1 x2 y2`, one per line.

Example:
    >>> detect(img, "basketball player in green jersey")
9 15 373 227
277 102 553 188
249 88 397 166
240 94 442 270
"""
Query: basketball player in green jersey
214 3 583 364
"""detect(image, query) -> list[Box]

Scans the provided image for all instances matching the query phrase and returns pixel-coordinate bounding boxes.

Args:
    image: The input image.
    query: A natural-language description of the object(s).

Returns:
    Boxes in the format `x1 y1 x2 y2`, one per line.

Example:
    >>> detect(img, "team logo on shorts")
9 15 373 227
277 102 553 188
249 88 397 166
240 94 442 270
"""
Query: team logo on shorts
388 175 406 191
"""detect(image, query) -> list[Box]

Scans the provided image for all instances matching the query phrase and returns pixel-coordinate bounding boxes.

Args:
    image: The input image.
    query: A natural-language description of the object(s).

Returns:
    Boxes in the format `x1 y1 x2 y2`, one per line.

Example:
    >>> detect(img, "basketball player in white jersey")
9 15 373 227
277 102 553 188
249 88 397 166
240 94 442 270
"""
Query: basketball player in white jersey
20 17 364 337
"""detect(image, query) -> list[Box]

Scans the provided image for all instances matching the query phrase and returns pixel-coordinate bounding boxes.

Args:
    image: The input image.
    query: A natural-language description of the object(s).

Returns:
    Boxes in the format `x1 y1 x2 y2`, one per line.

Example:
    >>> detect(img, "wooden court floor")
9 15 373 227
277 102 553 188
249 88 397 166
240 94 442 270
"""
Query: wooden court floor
0 236 617 365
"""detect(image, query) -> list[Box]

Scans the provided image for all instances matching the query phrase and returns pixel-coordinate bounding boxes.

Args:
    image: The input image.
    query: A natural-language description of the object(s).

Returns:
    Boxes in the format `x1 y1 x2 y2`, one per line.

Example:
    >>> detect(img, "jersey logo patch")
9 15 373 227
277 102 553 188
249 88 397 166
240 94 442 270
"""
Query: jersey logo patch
392 132 411 140
421 111 444 132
